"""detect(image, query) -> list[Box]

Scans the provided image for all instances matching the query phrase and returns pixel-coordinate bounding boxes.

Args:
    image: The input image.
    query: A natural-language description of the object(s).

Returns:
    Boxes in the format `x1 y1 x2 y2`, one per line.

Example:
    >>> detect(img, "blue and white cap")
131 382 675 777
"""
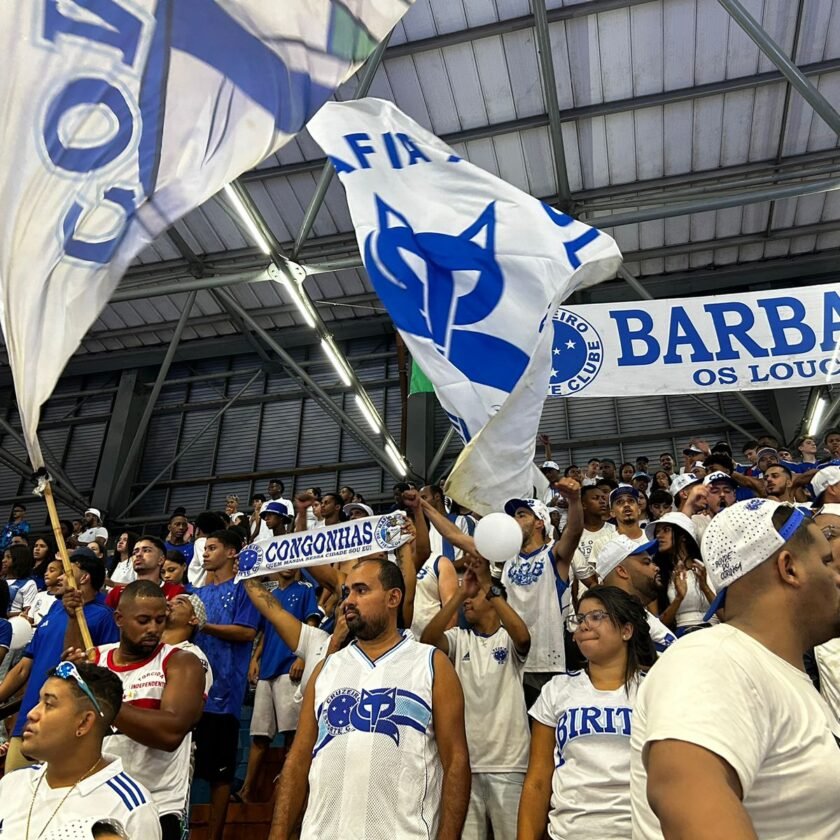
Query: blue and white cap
504 498 553 534
595 535 658 580
700 498 808 621
260 499 291 520
670 472 700 499
609 484 639 507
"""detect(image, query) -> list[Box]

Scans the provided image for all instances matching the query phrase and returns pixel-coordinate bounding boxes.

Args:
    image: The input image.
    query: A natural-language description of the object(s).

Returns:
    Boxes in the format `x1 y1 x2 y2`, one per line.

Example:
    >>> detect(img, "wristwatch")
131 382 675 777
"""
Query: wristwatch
486 583 506 601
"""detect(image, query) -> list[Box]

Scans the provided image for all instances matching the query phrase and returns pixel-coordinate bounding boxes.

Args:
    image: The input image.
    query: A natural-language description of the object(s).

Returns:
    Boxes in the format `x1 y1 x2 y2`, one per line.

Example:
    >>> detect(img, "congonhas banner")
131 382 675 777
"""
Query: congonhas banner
548 283 840 397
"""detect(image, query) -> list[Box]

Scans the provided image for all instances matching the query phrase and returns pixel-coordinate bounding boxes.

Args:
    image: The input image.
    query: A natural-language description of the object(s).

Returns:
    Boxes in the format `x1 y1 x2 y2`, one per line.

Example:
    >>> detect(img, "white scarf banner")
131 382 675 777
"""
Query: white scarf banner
235 512 412 582
547 283 840 398
0 1 410 467
308 98 622 515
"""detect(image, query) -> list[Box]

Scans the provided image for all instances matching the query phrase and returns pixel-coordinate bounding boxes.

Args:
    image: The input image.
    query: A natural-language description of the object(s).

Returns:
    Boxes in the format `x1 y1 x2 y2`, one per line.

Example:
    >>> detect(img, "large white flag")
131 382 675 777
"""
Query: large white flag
0 1 411 467
308 98 622 515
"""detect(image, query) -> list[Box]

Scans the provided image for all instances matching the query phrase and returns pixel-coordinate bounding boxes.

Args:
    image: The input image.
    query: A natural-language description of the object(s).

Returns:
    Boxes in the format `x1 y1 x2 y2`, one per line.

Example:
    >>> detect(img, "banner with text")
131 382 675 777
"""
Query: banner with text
235 512 411 582
548 284 840 397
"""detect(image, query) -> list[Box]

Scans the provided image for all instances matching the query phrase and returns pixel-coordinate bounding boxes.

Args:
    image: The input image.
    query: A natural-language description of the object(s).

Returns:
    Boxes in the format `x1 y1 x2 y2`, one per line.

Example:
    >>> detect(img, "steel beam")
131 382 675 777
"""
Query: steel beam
214 288 401 477
0 418 89 509
718 0 840 137
617 266 784 440
112 268 270 302
531 0 572 210
291 34 391 259
0 447 81 511
240 58 840 184
111 290 198 504
428 428 456 483
686 395 755 440
590 175 840 228
117 369 263 518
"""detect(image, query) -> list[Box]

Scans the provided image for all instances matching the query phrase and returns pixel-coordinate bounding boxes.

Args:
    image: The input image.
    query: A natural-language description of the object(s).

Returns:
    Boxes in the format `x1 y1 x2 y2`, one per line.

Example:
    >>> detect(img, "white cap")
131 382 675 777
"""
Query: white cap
343 502 374 518
670 473 700 499
645 511 698 543
812 466 840 504
704 470 737 487
818 503 840 517
541 460 560 471
692 460 706 471
700 499 808 619
84 507 101 520
595 535 658 581
504 498 553 535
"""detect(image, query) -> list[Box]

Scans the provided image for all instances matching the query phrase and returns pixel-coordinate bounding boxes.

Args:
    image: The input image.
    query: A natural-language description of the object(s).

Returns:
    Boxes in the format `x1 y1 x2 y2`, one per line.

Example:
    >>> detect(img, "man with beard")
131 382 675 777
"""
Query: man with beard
595 536 676 653
272 557 470 840
600 459 618 483
105 536 185 609
765 464 796 503
631 501 840 839
659 452 676 479
77 581 207 840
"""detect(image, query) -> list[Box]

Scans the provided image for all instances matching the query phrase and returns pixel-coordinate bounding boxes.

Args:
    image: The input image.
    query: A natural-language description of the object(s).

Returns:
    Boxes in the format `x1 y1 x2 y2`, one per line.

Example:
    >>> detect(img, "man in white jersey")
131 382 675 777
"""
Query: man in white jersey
572 486 614 590
631 499 840 839
813 505 840 723
422 478 583 705
595 536 676 654
78 580 207 840
420 484 475 570
272 557 470 839
0 661 161 838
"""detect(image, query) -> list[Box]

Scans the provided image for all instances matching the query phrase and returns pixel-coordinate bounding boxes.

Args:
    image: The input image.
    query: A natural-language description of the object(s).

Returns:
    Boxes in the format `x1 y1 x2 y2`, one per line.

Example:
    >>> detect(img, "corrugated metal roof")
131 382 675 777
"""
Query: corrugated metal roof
68 0 840 357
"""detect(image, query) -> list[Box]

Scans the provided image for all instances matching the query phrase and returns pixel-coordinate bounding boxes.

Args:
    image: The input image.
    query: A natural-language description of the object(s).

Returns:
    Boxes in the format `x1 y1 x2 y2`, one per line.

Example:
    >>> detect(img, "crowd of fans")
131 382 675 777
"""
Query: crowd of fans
0 428 838 839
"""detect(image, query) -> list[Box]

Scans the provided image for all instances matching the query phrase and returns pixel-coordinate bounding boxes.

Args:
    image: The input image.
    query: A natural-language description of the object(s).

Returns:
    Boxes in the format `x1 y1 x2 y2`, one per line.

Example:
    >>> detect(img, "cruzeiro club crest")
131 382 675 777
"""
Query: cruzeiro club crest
374 513 405 550
363 196 529 396
548 308 604 396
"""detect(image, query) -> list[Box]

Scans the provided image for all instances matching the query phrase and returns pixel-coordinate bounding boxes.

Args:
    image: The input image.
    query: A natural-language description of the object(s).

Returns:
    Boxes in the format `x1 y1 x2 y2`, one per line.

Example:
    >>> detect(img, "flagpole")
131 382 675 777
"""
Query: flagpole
34 470 94 653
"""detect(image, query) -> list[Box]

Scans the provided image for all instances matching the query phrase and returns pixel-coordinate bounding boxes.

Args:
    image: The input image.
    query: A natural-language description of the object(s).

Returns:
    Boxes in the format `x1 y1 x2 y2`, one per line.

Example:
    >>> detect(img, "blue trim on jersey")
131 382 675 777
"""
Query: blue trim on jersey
119 772 146 805
350 634 409 669
107 778 134 810
432 555 442 578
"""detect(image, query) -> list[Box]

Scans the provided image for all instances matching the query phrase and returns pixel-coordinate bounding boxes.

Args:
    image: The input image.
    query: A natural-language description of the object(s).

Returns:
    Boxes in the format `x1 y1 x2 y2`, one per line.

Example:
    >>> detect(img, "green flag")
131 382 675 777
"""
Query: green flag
410 359 435 395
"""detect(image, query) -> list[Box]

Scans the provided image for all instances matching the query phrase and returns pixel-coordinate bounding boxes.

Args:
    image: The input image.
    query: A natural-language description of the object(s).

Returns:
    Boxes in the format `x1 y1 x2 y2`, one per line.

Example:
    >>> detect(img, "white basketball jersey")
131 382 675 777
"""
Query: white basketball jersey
410 555 444 638
303 635 442 840
95 643 194 817
502 541 570 673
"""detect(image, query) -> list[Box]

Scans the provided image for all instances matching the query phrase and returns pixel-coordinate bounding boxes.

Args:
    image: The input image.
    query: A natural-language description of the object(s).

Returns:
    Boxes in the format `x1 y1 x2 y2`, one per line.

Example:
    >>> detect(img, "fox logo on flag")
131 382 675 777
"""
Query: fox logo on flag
309 98 622 514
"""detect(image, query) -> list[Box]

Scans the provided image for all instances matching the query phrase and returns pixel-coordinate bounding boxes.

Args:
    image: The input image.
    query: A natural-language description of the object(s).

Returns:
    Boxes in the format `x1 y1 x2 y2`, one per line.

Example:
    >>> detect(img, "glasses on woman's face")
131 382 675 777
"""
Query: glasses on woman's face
565 609 611 633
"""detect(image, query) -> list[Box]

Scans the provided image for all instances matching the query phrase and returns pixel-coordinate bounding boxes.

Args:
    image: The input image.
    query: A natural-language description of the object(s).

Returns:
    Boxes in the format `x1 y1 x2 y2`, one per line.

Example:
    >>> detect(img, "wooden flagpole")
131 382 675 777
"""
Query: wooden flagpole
34 470 94 653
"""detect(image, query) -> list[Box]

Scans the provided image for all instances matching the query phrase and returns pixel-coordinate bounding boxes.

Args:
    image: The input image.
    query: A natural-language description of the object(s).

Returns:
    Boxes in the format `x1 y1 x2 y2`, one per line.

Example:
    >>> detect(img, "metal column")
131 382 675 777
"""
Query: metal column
405 393 437 482
718 0 840 137
291 34 392 259
117 370 263 519
111 291 198 504
532 0 573 211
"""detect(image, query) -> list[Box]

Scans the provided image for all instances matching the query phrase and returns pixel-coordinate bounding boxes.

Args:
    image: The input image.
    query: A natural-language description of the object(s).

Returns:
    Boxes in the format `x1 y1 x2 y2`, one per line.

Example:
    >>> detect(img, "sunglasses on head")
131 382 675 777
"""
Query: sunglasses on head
51 661 104 717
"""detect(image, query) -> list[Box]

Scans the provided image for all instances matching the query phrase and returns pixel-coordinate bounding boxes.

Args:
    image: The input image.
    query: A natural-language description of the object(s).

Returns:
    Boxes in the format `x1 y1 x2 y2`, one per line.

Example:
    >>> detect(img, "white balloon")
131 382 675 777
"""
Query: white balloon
9 615 34 650
474 512 522 564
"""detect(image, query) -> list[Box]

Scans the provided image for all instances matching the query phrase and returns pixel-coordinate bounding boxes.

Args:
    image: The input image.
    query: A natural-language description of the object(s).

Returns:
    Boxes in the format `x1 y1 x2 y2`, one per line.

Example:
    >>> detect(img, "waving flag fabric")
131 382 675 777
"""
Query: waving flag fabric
0 0 411 467
308 98 622 514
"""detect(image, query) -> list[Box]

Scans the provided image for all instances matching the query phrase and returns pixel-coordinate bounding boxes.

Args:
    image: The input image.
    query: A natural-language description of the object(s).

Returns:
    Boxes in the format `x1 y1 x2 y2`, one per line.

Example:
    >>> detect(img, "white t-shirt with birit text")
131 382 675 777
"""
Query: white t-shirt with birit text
530 669 641 840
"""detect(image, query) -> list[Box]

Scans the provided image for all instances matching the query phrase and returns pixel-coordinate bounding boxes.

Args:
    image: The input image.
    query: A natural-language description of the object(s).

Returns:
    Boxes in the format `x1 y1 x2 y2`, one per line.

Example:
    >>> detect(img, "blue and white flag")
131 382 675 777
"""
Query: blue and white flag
308 99 622 514
235 512 412 581
0 1 410 467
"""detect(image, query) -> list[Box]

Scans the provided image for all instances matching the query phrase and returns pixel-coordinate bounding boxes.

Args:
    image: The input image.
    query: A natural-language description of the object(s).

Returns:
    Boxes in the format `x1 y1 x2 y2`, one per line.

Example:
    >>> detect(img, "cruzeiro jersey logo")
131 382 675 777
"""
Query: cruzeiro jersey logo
548 308 604 396
363 195 530 441
313 687 433 755
374 513 406 550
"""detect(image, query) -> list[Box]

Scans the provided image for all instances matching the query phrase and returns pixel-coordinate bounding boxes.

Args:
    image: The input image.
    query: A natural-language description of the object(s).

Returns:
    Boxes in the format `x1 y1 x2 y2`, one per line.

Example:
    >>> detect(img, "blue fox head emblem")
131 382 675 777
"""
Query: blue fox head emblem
364 196 528 393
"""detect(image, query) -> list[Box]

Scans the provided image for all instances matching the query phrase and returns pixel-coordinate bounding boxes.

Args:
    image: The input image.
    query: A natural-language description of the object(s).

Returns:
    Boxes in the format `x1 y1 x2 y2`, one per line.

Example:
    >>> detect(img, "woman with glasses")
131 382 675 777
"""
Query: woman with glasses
518 586 655 840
